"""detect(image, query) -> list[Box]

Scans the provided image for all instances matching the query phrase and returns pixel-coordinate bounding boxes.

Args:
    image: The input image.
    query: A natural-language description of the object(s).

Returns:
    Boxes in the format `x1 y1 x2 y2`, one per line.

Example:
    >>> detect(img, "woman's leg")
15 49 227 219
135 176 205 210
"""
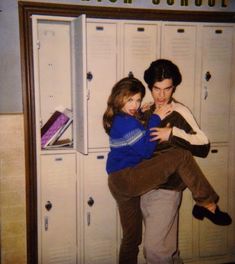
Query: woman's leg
118 197 143 264
108 179 142 264
109 147 219 205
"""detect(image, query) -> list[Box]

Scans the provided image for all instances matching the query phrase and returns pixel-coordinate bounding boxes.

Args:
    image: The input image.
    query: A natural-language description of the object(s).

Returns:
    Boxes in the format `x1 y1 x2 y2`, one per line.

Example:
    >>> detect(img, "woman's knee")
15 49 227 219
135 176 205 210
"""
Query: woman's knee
176 148 193 162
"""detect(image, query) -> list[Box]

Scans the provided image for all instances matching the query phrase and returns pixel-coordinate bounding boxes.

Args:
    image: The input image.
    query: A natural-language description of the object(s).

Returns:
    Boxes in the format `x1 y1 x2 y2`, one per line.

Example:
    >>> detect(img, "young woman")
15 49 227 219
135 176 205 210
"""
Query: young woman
103 76 231 264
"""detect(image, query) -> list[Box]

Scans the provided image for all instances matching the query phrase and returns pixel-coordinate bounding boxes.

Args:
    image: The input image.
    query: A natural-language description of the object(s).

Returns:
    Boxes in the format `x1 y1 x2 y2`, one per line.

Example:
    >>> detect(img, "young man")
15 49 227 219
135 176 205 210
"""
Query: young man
141 59 210 264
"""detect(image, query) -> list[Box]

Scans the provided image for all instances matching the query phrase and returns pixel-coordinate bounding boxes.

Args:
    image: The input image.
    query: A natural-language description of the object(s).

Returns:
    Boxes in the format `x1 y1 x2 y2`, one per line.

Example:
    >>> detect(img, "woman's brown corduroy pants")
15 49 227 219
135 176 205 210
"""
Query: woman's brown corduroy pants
108 147 219 264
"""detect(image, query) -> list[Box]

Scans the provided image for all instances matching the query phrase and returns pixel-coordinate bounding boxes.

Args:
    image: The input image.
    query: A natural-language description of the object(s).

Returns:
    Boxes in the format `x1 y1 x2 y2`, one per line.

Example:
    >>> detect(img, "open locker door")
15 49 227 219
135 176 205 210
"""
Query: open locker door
72 14 88 154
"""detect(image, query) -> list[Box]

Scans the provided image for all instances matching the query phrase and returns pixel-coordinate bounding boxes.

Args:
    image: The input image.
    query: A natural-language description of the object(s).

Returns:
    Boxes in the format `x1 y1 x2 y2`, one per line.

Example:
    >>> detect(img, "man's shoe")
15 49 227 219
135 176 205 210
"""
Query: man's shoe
192 205 232 226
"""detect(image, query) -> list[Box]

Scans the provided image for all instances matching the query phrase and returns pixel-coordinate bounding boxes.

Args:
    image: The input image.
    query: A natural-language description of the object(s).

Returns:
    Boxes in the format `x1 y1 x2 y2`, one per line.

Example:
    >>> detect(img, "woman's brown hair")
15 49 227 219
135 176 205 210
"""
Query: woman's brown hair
103 77 145 135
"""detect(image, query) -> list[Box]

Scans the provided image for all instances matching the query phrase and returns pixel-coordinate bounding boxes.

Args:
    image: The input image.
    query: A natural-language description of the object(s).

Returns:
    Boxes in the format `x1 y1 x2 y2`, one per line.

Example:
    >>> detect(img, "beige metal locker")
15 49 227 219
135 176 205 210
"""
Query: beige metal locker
161 23 198 261
161 23 198 110
86 21 118 150
32 15 80 264
197 146 229 257
36 19 73 143
122 22 160 103
40 153 77 264
178 189 194 260
37 20 72 124
200 26 233 143
81 152 118 264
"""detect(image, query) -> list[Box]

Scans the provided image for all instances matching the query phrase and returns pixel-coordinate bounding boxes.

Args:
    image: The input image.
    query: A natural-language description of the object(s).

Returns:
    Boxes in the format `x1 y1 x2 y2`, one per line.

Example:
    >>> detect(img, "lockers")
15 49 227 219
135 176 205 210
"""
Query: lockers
80 152 118 264
86 21 118 150
34 18 74 148
86 21 161 150
179 146 231 261
200 26 233 143
161 23 198 110
178 189 194 260
123 22 159 86
198 146 229 257
40 153 77 264
37 20 72 125
32 15 235 264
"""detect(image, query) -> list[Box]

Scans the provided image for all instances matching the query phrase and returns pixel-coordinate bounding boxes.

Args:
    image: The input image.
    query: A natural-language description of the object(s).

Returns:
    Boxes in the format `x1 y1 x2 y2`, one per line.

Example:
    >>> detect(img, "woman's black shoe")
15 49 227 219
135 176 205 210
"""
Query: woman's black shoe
192 205 232 226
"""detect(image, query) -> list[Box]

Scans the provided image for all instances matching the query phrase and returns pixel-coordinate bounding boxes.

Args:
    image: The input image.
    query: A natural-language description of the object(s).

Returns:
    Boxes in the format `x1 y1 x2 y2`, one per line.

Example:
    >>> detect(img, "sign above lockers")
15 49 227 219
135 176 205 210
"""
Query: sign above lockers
50 0 234 12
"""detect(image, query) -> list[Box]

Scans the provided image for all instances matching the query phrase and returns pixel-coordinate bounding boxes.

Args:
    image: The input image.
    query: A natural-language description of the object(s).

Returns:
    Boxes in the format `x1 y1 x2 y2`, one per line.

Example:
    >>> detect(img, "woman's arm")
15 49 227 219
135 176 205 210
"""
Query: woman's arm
111 114 161 159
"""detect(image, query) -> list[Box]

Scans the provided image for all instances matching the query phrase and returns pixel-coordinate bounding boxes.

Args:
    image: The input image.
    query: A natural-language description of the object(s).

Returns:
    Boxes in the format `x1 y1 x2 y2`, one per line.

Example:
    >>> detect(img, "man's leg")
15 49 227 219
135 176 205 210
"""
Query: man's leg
141 189 183 264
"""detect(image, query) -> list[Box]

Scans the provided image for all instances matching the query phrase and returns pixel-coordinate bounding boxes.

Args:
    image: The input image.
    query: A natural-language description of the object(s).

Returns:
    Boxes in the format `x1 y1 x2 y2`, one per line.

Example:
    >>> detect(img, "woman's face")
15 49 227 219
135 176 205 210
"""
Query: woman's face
122 93 142 116
151 78 174 107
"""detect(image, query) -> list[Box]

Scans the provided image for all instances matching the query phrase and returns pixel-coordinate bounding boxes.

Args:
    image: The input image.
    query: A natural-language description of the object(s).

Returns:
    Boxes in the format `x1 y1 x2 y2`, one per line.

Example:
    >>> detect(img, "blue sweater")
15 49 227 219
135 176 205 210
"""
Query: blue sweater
106 112 161 174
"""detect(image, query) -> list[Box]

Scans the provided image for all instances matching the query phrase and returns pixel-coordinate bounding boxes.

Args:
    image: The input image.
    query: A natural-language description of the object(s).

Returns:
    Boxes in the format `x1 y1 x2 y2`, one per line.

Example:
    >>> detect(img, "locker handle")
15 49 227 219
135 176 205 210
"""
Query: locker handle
137 27 145 32
204 86 208 100
211 149 218 153
87 212 91 226
205 71 211 81
87 87 90 100
96 26 104 31
44 216 49 231
177 29 185 33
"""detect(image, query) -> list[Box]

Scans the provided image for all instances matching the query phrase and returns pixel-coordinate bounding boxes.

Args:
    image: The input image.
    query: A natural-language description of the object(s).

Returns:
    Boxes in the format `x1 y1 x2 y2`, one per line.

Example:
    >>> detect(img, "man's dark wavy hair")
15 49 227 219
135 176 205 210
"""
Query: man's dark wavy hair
144 59 182 92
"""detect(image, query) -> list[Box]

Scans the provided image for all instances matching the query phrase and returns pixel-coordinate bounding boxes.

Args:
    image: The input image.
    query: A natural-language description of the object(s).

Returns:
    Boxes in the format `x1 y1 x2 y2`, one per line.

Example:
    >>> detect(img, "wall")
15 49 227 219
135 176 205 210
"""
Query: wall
0 114 26 264
0 0 22 113
0 1 27 263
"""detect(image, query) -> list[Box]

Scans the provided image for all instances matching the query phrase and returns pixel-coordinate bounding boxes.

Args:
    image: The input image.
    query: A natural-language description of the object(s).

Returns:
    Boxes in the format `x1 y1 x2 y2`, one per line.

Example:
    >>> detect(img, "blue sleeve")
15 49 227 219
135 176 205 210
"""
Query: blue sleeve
147 114 162 130
115 114 161 159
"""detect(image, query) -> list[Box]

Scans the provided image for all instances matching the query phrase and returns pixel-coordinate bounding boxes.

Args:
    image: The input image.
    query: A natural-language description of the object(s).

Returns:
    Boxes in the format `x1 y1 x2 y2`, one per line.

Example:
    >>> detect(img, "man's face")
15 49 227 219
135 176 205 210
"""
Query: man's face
151 78 174 107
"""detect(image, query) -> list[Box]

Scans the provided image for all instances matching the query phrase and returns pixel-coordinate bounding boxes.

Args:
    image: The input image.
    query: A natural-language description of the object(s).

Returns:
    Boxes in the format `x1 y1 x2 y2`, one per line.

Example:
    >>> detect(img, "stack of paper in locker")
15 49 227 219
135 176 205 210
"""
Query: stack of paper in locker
41 107 73 149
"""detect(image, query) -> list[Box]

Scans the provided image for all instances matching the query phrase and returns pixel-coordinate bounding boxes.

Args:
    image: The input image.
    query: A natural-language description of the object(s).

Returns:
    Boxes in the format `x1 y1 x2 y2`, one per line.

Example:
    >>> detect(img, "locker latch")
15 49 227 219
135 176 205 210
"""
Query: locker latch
128 71 134 78
45 201 52 211
87 197 94 207
205 71 211 81
87 72 93 81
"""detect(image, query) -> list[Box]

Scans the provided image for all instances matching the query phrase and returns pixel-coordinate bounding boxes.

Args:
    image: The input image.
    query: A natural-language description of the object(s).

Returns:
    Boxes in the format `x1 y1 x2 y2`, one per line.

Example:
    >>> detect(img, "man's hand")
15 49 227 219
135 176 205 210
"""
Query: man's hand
150 123 172 142
141 101 154 112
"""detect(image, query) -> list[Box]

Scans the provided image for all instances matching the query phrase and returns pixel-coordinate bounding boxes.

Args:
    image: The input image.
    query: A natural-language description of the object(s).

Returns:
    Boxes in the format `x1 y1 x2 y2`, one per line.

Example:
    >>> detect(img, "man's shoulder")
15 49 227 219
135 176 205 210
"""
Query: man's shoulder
172 99 193 117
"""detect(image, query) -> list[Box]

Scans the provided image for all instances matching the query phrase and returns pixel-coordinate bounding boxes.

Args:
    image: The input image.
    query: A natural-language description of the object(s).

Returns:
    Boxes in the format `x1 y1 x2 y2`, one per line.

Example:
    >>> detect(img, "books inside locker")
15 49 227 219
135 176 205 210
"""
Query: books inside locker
41 108 73 149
